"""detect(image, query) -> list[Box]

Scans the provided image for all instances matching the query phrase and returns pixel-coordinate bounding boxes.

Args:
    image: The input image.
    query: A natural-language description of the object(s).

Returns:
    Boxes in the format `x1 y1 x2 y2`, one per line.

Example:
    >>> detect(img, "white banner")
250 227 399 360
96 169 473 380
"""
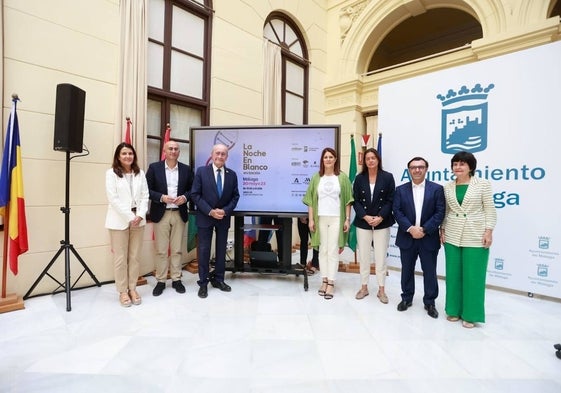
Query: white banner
379 41 561 299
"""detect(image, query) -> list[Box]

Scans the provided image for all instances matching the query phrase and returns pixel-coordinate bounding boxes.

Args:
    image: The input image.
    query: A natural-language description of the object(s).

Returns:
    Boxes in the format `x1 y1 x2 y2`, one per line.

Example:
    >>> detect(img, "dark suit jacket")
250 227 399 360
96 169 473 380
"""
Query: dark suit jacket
145 160 194 223
352 169 396 230
393 180 445 251
190 164 239 228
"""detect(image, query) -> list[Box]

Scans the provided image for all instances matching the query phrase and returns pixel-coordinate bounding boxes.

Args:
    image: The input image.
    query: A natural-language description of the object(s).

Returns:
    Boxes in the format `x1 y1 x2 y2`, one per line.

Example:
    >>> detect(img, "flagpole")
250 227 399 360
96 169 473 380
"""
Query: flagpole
352 136 358 266
0 94 24 313
2 201 9 298
123 117 146 286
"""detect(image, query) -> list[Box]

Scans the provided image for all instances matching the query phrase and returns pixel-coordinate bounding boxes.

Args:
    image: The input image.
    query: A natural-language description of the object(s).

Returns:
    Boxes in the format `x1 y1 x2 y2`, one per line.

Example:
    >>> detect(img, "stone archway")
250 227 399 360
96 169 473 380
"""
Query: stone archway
337 0 489 78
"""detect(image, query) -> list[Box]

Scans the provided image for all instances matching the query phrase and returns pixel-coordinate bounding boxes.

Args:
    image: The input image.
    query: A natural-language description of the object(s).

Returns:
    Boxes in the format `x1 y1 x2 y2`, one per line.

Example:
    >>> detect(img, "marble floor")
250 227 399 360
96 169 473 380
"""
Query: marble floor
1 257 560 393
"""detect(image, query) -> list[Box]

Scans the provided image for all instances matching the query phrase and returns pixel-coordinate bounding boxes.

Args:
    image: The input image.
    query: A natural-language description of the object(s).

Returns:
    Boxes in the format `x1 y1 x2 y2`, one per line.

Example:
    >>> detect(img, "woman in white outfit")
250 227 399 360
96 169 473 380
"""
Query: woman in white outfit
105 142 149 307
303 147 353 300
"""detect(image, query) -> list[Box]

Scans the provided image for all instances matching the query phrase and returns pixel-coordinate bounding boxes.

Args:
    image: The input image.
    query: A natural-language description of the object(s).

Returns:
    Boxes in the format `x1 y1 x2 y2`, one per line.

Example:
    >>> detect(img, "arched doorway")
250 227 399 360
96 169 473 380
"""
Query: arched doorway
368 8 482 72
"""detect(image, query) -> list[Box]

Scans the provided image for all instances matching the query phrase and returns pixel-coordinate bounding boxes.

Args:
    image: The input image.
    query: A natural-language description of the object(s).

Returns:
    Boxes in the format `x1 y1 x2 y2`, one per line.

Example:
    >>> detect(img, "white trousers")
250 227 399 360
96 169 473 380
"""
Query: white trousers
318 215 340 281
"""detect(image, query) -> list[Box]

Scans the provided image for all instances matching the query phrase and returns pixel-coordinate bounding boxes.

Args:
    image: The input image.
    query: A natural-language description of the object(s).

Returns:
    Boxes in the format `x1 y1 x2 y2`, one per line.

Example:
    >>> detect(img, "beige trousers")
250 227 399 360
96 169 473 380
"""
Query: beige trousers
109 226 144 293
154 210 185 282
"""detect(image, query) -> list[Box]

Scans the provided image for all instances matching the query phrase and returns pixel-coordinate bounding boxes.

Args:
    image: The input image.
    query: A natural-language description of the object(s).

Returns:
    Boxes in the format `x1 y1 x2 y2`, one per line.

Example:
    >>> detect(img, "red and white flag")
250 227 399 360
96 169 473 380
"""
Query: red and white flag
161 124 171 160
361 134 370 147
124 117 132 144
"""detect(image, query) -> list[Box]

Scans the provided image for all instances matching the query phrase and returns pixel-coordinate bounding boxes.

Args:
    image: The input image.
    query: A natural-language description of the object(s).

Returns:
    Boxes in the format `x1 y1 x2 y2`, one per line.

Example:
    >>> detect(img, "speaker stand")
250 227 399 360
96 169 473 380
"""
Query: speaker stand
24 151 100 311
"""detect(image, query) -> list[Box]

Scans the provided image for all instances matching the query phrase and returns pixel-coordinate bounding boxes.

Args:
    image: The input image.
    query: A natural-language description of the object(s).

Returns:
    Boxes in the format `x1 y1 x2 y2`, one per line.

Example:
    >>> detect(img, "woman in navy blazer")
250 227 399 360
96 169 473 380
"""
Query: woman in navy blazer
352 148 395 302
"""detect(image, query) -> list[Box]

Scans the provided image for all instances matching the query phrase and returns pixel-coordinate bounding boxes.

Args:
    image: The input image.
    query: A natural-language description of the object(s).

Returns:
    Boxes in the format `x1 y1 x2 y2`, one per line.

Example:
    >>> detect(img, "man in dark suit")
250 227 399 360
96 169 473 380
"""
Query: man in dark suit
393 157 445 318
146 141 194 296
191 143 239 298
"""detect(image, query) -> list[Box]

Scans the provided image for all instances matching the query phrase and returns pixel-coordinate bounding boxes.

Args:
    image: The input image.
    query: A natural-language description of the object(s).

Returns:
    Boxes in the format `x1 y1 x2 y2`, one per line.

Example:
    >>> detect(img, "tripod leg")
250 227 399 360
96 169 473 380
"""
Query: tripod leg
65 245 72 311
69 245 101 286
24 246 65 300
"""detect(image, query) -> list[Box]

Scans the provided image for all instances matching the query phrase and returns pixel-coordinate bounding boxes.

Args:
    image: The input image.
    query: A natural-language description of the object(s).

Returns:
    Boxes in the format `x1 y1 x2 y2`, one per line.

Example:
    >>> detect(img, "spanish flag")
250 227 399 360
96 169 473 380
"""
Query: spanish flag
0 97 29 275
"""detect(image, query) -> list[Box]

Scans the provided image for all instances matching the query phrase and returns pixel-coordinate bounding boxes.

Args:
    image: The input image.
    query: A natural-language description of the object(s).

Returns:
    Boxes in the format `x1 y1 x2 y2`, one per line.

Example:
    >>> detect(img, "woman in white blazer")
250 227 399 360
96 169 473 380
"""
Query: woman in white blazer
440 151 497 328
105 143 149 307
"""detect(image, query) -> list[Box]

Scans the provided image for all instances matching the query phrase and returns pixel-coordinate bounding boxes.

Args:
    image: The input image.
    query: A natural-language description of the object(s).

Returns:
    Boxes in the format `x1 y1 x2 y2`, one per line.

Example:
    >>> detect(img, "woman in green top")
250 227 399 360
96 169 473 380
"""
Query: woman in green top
440 151 497 328
303 147 353 300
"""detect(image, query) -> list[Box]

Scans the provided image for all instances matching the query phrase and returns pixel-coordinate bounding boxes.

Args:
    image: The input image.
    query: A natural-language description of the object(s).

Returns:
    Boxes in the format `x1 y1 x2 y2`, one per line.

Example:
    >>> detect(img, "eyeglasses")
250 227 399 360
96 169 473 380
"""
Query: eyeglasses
408 166 427 171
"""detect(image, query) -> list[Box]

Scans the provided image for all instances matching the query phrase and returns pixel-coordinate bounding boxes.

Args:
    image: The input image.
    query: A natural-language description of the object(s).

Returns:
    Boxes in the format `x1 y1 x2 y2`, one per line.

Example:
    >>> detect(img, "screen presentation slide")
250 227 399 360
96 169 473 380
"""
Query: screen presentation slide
191 125 339 215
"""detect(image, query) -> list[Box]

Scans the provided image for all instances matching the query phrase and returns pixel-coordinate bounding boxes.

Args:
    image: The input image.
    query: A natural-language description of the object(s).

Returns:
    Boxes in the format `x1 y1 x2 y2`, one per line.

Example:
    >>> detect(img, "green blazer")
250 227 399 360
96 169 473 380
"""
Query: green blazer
302 172 354 249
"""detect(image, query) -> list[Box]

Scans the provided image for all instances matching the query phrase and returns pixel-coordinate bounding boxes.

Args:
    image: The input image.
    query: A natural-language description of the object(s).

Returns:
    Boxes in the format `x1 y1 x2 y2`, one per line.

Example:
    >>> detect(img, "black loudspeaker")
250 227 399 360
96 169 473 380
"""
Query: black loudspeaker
53 83 86 153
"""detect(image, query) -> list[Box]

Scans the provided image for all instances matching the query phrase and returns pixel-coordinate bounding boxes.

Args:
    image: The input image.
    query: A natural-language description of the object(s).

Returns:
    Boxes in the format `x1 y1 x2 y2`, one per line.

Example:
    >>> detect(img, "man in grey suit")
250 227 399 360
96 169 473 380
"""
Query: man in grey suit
190 144 239 298
393 157 445 318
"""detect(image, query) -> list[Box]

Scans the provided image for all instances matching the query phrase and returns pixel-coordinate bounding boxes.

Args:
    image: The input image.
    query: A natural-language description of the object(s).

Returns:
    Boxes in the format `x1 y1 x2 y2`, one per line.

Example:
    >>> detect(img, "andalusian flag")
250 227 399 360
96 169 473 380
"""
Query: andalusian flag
347 135 357 251
0 97 29 275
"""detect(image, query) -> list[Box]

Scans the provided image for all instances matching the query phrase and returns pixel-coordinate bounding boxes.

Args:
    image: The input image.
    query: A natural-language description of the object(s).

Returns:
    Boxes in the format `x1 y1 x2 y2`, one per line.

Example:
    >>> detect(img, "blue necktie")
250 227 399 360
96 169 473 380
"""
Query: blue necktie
216 168 223 198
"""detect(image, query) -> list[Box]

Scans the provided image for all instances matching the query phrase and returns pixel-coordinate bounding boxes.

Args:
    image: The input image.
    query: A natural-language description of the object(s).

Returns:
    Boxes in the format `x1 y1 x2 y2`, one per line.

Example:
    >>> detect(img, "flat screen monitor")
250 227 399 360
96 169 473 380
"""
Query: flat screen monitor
190 125 340 215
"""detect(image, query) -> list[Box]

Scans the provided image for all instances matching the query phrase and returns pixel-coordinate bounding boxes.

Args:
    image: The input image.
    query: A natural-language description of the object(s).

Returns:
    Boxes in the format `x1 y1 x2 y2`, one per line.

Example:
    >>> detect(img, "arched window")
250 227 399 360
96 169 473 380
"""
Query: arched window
147 0 212 164
264 13 309 125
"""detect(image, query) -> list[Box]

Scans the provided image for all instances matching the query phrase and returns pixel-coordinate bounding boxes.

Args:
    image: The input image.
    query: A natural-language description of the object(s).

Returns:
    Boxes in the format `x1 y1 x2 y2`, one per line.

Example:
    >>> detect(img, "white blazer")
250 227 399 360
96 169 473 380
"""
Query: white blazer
105 168 149 230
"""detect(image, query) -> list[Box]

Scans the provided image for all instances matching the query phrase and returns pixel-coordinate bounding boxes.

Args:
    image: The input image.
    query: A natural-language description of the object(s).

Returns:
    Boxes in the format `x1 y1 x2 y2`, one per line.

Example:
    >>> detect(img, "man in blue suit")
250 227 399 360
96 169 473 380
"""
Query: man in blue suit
191 144 239 298
393 157 445 318
146 141 194 296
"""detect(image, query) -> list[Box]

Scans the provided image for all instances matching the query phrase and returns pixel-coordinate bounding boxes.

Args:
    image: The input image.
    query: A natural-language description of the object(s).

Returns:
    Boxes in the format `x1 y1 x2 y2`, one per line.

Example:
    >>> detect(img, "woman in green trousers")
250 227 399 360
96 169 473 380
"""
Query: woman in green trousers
440 151 497 328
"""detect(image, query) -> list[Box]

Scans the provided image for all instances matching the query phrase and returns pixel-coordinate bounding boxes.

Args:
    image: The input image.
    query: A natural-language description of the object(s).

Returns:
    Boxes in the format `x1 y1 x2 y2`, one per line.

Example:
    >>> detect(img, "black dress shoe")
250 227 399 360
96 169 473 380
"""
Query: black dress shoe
397 300 412 311
424 304 439 319
211 280 232 292
198 285 208 298
172 280 186 294
152 282 166 296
